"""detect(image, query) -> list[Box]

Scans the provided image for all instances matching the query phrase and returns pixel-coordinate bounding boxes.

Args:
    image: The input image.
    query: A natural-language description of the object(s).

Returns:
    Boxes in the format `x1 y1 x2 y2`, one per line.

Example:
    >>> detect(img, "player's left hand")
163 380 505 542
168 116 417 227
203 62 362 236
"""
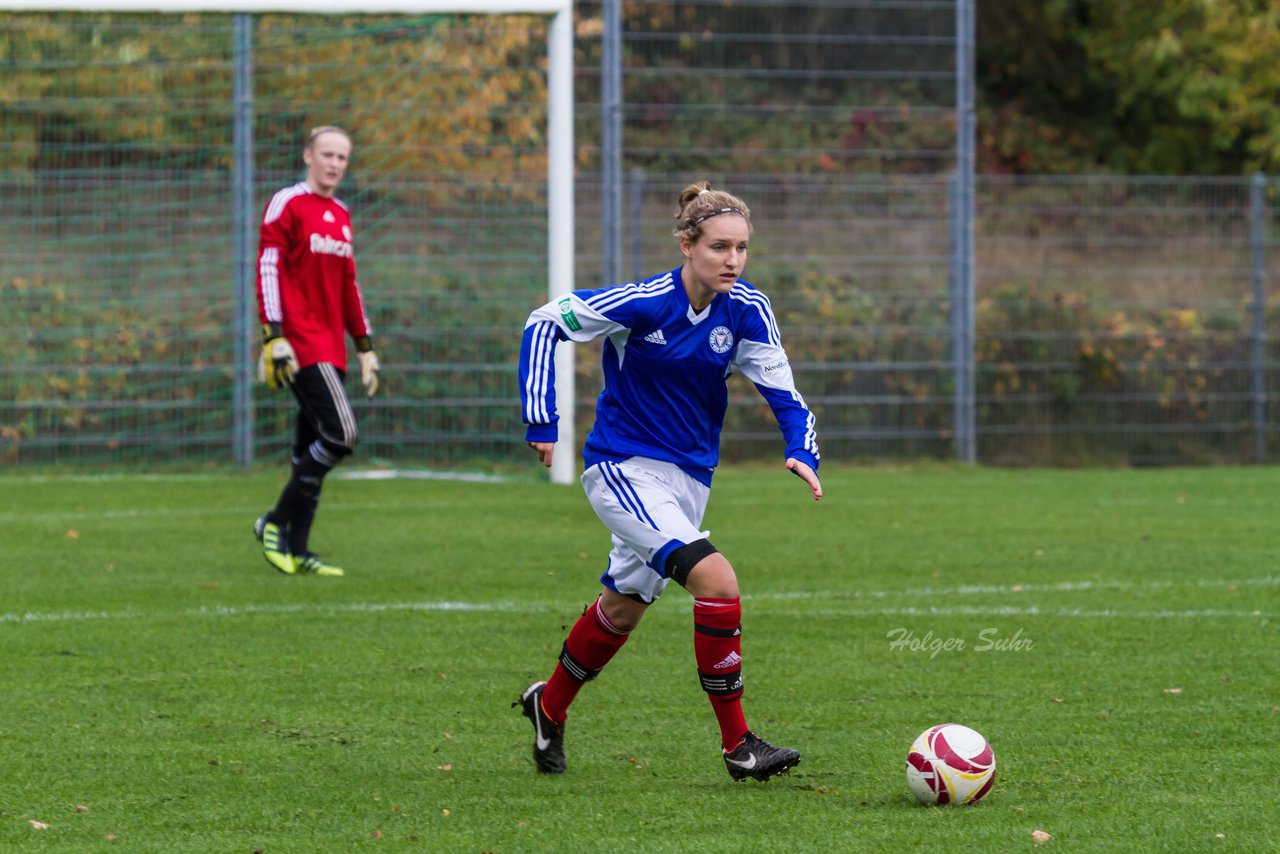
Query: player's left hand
786 457 823 501
529 441 555 468
358 350 380 399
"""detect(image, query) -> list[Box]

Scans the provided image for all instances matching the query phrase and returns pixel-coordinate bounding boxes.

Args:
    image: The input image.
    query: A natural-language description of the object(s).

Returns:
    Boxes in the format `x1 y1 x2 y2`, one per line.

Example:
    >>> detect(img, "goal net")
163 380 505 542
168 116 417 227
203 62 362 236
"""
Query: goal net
0 1 574 477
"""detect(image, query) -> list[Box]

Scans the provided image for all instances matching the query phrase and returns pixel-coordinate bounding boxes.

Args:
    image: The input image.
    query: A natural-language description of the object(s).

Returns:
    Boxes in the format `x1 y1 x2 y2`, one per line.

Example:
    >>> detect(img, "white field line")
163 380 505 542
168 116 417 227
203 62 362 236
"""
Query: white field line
767 575 1280 599
0 600 520 624
2 578 1272 625
0 500 460 523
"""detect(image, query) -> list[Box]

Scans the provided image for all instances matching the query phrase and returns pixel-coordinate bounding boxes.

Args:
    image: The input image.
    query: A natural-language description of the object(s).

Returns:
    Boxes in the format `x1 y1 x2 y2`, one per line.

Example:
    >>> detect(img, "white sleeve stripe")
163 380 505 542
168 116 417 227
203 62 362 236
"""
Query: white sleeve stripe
591 282 674 316
524 321 557 424
263 183 309 225
535 323 555 422
259 247 282 322
353 281 372 335
524 324 543 423
731 287 779 338
781 387 820 459
800 394 820 457
585 273 675 314
586 283 669 315
534 321 558 422
730 285 778 336
730 287 781 346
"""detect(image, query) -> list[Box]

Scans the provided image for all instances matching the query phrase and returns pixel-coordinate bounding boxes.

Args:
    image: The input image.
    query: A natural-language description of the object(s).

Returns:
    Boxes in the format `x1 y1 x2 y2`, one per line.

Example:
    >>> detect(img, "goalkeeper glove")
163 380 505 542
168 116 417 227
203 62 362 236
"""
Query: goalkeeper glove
355 336 379 399
261 323 299 389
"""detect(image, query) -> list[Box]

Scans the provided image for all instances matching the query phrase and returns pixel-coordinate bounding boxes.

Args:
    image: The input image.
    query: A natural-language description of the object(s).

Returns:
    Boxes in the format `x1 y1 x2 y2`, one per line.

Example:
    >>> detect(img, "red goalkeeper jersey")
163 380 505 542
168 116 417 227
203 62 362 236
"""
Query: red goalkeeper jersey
256 182 371 373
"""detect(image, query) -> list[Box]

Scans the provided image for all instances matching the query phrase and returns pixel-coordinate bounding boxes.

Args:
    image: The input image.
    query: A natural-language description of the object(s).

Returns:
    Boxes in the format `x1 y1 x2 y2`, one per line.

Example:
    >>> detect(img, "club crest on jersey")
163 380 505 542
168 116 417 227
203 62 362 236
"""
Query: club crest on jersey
709 325 734 354
342 225 353 241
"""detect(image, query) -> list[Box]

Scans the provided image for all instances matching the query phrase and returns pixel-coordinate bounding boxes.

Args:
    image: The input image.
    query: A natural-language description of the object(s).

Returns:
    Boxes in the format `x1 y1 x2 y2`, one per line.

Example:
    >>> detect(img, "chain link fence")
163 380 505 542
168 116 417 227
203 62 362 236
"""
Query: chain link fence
1 3 1276 470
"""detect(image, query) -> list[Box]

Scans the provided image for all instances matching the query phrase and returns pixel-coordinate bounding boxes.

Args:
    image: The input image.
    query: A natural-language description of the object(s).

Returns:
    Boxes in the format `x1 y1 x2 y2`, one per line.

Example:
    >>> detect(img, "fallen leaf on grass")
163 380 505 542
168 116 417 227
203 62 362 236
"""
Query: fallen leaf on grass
437 764 453 771
66 530 79 539
1032 829 1051 843
1164 688 1183 694
75 804 89 813
30 821 51 830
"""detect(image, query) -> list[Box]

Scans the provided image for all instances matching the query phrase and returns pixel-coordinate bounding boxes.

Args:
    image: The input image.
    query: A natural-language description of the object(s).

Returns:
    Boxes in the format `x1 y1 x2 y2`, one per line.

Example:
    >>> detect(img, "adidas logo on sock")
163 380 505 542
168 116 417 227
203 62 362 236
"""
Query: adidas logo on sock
713 651 742 670
643 329 667 345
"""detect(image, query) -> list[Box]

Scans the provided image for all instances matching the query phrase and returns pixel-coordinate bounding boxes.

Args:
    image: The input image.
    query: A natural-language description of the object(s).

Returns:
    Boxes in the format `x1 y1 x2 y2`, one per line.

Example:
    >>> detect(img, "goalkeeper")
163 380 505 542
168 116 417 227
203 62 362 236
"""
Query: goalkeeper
252 125 379 577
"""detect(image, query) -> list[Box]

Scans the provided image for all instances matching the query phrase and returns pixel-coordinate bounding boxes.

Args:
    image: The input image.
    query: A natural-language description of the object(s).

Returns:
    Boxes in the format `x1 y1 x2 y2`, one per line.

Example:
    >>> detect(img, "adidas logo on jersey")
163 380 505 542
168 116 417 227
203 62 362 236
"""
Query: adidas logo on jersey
323 210 336 223
643 329 668 345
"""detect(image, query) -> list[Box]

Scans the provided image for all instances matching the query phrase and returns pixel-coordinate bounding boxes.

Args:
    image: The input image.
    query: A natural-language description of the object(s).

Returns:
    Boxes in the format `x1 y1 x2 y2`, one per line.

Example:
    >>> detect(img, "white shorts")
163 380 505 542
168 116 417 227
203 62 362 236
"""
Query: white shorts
580 457 711 604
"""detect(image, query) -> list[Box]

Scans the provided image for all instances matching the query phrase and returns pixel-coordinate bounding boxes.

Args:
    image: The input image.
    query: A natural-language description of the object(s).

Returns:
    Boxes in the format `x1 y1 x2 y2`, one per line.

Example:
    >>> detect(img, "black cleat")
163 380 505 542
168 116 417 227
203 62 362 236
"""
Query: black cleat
723 731 801 781
519 681 566 774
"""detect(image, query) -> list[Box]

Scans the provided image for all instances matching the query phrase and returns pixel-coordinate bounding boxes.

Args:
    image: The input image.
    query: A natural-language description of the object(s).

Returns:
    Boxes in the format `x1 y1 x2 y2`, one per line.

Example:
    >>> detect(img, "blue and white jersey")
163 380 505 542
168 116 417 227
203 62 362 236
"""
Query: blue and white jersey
519 267 820 486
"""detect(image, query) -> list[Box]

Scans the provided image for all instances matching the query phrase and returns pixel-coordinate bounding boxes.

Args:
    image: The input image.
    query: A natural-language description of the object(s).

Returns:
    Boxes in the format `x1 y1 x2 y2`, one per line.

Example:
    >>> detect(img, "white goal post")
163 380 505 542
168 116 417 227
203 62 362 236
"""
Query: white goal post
7 0 578 484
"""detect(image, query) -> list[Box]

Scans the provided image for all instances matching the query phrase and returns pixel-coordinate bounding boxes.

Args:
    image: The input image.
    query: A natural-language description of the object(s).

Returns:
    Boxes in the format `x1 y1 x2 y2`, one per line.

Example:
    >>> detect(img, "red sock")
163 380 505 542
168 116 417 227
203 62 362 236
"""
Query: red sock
541 597 630 723
693 596 749 750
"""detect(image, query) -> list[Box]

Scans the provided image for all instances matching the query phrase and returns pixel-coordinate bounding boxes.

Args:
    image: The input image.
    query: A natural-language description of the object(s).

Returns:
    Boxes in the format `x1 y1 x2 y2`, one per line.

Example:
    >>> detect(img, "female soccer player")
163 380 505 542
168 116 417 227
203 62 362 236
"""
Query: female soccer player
517 180 822 780
253 125 380 577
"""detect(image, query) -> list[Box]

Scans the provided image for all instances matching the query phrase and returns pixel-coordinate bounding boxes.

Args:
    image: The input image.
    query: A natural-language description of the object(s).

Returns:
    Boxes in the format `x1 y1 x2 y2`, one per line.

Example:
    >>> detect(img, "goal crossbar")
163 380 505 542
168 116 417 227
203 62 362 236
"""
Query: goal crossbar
4 0 578 483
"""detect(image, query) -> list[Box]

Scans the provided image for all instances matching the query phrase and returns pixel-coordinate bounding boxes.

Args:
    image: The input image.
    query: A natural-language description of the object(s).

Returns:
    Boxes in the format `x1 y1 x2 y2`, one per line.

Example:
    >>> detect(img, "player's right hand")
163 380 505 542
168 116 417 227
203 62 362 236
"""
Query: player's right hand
785 457 823 501
529 441 555 468
262 336 299 389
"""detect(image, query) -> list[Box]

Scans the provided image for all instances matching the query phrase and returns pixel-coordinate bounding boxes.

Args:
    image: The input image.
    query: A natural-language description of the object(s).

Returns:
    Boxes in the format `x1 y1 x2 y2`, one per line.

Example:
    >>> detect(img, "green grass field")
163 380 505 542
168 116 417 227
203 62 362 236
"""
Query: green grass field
1 464 1276 852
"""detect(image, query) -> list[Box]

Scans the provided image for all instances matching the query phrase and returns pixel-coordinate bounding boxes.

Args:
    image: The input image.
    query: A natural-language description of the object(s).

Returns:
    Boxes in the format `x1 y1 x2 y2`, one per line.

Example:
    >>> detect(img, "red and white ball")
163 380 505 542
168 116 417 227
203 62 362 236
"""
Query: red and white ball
905 723 996 805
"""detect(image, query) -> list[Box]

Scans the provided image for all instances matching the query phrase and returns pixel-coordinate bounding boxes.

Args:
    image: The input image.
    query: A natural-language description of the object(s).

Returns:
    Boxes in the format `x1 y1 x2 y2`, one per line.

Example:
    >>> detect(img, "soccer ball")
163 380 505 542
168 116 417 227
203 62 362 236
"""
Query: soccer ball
904 723 996 805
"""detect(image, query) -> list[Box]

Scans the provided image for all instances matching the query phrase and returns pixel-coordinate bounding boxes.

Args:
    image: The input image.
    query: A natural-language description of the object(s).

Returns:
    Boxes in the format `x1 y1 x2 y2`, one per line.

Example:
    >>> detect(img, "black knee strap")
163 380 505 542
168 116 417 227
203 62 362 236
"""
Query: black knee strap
558 642 601 684
665 539 718 587
699 669 744 696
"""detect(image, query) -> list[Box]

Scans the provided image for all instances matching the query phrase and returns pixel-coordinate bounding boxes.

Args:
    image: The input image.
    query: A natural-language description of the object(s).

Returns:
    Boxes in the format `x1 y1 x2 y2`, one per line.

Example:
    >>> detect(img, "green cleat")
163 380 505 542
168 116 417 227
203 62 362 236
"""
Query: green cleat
254 515 296 575
293 552 345 577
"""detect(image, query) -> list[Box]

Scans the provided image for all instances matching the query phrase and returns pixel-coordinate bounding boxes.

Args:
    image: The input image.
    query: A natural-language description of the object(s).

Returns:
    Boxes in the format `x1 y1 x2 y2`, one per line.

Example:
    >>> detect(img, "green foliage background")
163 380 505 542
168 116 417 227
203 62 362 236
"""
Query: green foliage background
2 5 1278 470
7 4 1280 178
977 0 1280 174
